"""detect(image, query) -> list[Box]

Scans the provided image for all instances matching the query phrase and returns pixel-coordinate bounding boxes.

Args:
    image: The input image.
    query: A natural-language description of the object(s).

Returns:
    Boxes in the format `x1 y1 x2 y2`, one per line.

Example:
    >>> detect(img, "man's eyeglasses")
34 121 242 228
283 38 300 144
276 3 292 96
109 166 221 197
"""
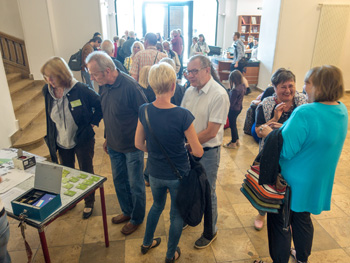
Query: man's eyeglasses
184 68 205 76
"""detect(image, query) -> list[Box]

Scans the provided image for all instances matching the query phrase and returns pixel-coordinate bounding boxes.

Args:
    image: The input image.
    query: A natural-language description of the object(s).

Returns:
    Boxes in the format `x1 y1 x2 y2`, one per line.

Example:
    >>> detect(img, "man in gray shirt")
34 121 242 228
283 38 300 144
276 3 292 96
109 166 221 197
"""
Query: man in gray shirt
86 51 147 235
230 32 245 72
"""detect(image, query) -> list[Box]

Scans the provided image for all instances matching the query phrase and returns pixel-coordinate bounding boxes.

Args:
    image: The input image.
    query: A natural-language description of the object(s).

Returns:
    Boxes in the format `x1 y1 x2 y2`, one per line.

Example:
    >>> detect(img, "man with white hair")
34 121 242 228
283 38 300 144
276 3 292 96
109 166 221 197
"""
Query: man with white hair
119 31 136 63
86 51 147 236
101 40 127 73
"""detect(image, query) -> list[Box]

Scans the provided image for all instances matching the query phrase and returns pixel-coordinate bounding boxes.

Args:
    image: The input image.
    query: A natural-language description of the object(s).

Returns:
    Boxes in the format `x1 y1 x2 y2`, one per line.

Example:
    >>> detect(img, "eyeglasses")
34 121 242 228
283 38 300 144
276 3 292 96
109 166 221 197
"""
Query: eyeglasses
185 68 205 76
88 70 104 78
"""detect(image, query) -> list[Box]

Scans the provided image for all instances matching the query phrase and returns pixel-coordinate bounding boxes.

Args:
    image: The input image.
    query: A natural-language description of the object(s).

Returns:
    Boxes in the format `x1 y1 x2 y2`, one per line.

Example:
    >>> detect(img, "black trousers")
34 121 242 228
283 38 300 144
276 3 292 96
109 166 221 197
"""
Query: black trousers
57 138 96 207
230 63 244 73
178 55 184 79
228 109 241 143
267 209 313 263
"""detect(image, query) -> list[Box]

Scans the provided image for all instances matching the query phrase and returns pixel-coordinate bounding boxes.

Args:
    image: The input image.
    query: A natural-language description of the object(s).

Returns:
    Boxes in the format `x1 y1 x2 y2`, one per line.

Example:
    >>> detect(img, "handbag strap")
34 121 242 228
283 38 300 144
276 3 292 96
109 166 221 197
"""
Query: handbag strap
153 52 159 65
144 105 182 179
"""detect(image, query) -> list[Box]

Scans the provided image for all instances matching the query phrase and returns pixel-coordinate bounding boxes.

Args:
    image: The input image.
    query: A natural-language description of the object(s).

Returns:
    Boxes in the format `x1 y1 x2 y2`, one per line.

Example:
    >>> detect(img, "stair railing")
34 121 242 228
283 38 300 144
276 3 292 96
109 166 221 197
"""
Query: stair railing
0 31 30 73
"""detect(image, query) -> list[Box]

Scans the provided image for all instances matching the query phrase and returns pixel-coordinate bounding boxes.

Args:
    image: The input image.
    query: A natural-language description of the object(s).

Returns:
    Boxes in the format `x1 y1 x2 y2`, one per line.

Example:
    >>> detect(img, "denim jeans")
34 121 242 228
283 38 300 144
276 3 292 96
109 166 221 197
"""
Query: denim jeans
81 70 94 89
108 147 145 225
143 176 183 260
0 213 11 263
200 147 221 236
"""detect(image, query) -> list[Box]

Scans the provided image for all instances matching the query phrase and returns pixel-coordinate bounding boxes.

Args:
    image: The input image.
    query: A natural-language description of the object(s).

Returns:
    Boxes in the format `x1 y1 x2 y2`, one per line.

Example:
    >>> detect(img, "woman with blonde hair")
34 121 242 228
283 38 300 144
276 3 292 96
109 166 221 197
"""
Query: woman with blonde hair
41 57 102 219
255 65 348 263
124 41 144 72
135 63 203 262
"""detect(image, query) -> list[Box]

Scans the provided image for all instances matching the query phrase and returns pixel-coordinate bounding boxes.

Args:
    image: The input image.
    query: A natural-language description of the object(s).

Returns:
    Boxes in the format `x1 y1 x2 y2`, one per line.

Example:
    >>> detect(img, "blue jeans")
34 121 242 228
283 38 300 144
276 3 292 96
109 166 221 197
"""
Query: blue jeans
108 147 145 225
143 176 183 260
81 70 94 89
0 213 11 263
200 147 221 236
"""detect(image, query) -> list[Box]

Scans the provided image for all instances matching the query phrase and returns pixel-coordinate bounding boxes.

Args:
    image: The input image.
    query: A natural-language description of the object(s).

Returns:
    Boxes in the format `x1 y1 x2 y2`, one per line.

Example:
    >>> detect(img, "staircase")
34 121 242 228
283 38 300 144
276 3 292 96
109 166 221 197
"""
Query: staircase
7 72 50 159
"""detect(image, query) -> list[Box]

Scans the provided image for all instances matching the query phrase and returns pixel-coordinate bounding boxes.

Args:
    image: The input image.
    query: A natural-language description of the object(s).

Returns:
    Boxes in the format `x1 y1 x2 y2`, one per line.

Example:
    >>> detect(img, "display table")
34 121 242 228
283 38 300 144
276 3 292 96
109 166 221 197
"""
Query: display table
211 57 260 86
0 149 109 263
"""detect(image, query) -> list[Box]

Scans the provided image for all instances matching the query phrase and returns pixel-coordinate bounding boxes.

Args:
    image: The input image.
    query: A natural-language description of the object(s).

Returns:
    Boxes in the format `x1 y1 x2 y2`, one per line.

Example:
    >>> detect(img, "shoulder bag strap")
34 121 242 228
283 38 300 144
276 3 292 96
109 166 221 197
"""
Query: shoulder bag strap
144 105 182 179
153 52 159 65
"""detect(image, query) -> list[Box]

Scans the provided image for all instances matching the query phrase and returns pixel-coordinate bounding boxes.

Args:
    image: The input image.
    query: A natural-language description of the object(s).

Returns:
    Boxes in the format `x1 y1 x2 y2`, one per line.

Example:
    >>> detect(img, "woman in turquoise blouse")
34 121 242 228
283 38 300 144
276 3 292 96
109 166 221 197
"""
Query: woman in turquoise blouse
256 65 348 263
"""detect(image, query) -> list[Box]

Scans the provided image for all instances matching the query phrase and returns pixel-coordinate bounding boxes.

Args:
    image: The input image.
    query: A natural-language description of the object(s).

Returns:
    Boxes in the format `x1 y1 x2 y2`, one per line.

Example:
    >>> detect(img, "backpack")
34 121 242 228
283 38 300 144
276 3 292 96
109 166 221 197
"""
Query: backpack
68 49 82 71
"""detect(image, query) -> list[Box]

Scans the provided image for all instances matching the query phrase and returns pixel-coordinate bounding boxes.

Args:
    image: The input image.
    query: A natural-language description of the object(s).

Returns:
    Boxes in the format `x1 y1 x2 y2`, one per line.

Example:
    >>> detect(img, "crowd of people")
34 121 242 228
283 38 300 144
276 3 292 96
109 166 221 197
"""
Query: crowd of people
0 29 347 263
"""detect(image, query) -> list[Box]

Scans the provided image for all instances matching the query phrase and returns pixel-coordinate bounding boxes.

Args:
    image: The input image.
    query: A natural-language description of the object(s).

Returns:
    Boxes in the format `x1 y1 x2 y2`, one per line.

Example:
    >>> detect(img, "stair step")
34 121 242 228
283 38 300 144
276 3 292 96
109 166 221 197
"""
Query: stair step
12 111 46 148
11 83 43 112
9 79 34 95
15 95 45 131
6 73 22 85
28 141 50 159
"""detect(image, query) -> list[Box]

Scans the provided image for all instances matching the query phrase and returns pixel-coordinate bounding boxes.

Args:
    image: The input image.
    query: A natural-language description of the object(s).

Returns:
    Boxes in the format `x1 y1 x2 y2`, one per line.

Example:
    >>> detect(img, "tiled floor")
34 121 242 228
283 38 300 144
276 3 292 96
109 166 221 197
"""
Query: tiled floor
7 90 350 263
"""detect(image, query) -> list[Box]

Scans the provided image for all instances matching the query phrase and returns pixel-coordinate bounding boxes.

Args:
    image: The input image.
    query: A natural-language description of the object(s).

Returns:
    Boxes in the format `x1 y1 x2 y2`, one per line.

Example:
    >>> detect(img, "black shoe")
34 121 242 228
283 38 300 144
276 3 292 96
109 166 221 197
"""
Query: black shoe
82 206 94 219
141 238 161 254
194 232 217 249
165 247 181 263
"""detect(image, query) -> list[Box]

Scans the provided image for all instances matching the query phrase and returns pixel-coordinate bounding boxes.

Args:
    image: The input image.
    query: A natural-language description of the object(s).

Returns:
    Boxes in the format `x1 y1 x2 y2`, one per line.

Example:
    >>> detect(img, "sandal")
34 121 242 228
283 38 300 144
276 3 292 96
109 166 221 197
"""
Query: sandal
165 246 181 263
141 237 161 254
253 261 266 263
223 142 237 149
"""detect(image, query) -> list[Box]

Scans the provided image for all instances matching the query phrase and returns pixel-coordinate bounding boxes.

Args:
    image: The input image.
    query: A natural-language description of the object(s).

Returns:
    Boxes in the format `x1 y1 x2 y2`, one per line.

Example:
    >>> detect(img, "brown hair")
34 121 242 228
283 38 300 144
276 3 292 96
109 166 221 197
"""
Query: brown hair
271 68 296 87
234 32 241 39
41 57 73 87
229 70 243 88
312 65 344 102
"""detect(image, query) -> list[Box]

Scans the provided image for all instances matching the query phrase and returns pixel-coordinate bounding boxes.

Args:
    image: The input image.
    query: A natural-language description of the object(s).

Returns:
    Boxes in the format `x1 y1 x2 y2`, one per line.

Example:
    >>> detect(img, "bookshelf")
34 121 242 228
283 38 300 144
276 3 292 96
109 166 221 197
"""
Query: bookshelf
237 15 261 45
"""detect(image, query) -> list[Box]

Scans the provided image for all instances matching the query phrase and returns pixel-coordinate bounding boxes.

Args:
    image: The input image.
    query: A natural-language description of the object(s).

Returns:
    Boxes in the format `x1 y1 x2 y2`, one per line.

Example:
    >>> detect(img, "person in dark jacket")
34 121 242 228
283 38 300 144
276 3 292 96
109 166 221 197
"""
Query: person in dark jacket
223 70 246 149
41 57 102 219
135 63 203 262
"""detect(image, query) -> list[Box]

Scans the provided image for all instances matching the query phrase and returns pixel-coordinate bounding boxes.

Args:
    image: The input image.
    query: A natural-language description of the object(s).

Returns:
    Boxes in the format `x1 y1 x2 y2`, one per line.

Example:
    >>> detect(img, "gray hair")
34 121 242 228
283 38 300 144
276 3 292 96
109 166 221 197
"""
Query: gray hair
101 40 114 55
189 54 211 69
129 31 135 38
85 51 116 71
159 57 176 71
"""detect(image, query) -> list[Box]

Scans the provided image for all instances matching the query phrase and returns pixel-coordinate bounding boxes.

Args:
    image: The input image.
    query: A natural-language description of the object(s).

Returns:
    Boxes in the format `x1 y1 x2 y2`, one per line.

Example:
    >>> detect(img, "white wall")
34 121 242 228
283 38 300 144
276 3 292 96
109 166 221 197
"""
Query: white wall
236 0 263 15
0 53 18 148
221 0 239 49
259 0 350 91
17 0 55 80
338 7 350 91
0 0 24 39
257 0 281 89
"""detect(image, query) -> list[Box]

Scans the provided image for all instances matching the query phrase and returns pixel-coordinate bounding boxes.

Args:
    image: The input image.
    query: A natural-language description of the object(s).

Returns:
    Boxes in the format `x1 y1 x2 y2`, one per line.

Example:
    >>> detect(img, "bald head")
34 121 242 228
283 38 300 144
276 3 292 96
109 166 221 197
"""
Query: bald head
101 40 114 57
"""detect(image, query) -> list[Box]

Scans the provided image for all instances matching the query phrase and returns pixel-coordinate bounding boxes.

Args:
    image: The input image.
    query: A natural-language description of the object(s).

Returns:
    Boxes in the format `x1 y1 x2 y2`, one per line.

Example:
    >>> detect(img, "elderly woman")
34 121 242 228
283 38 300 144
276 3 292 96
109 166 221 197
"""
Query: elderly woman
124 41 144 72
41 57 102 219
135 63 203 263
162 41 181 73
194 34 210 55
254 66 348 263
254 68 307 230
189 36 198 57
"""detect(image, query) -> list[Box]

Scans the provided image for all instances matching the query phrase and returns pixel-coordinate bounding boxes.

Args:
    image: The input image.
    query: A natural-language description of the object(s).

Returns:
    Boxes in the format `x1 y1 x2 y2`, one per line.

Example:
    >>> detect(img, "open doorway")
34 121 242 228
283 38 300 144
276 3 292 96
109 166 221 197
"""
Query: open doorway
142 1 193 62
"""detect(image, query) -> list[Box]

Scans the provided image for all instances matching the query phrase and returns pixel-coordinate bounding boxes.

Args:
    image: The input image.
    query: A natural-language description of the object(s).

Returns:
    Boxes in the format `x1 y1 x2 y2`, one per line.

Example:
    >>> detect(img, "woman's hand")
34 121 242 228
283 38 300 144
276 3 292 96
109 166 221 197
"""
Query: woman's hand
268 122 283 129
273 102 286 121
258 124 273 138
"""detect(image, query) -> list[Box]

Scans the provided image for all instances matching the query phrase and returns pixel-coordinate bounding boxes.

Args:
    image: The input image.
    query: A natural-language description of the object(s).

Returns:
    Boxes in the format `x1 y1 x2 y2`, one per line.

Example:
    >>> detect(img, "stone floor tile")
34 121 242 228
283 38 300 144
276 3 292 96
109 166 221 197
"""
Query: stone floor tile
79 241 125 263
317 218 350 247
311 220 340 251
9 249 38 263
33 245 81 263
308 248 350 263
232 203 259 228
211 229 258 262
8 223 41 251
244 226 269 258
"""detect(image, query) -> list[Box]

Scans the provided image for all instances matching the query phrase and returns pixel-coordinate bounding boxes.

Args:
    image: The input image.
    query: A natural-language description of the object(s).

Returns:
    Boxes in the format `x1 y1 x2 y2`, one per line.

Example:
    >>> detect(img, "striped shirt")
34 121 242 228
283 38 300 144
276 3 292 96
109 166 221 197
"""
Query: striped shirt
130 46 167 81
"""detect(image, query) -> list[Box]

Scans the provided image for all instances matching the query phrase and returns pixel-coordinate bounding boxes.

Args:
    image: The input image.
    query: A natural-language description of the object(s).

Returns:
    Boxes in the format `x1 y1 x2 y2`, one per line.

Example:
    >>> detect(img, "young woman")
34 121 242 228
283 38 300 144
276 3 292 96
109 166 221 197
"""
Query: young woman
223 70 247 149
135 63 203 262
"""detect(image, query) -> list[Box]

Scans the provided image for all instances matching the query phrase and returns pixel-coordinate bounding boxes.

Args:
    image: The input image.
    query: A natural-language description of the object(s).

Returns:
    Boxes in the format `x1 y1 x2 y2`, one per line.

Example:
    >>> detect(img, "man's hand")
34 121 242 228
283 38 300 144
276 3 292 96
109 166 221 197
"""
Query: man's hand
268 122 283 129
103 140 108 154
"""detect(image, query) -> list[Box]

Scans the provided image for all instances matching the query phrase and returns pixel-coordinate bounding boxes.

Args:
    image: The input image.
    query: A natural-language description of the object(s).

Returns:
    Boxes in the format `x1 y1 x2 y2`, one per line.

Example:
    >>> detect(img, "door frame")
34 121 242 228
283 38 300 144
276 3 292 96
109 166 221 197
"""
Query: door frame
142 1 193 57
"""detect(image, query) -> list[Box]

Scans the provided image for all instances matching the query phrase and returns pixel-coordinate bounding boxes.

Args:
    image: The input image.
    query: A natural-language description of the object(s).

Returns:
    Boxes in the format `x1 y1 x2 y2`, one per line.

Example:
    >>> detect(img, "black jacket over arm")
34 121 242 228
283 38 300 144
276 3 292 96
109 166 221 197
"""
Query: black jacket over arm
42 82 103 163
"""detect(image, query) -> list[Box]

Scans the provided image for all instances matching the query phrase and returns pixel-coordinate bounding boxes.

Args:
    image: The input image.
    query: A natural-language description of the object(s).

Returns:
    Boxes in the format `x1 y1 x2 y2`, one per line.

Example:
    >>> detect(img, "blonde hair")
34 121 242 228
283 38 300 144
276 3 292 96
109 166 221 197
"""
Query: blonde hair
139 66 151 89
40 57 73 87
313 65 344 102
148 63 176 95
131 41 144 56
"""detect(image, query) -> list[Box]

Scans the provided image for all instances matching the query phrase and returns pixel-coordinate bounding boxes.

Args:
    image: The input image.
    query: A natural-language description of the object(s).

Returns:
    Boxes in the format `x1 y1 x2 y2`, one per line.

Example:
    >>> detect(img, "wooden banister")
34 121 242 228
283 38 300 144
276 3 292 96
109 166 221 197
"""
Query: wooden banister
0 31 30 73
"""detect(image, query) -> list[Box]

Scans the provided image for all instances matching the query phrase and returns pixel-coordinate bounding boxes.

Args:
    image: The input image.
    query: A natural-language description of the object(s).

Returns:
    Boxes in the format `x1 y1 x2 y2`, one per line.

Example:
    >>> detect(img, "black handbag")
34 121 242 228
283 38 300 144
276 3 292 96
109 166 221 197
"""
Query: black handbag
144 105 208 227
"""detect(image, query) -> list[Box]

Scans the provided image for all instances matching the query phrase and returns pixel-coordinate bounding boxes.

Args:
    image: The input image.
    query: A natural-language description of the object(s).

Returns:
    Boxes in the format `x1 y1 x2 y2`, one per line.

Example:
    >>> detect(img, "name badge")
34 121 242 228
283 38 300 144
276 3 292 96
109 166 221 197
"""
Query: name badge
70 99 82 108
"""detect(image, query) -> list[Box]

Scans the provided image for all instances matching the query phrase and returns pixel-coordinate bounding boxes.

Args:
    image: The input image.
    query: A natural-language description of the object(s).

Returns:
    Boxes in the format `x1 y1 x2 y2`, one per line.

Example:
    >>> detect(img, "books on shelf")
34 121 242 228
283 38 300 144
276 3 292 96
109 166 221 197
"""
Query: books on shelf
241 26 246 33
241 17 246 25
252 17 257 24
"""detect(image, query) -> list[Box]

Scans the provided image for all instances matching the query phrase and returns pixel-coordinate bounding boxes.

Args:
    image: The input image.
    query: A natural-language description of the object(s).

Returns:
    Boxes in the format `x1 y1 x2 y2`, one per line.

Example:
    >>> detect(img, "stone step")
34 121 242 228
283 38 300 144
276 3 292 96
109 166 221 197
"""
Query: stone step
12 110 46 149
15 94 45 131
27 140 50 160
11 82 43 112
9 78 34 95
6 72 22 86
